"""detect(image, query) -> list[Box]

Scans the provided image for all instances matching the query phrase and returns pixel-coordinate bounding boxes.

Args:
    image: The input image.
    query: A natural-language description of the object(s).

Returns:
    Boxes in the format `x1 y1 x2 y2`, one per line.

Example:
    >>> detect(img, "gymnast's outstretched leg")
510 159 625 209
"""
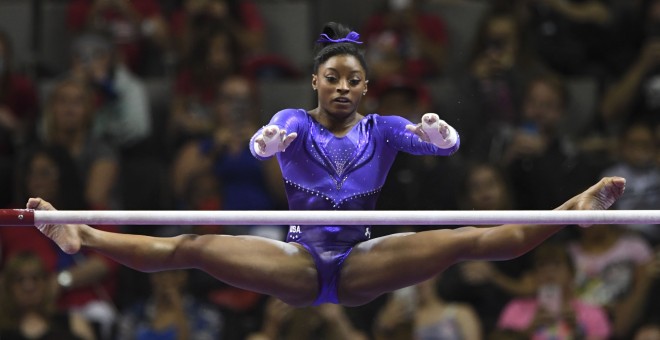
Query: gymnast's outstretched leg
28 198 319 306
337 176 626 306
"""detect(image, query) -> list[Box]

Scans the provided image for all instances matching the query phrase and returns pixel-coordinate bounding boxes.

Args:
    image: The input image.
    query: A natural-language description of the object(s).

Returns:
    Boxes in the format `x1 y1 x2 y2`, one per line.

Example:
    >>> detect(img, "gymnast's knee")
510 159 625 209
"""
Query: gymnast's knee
170 234 212 266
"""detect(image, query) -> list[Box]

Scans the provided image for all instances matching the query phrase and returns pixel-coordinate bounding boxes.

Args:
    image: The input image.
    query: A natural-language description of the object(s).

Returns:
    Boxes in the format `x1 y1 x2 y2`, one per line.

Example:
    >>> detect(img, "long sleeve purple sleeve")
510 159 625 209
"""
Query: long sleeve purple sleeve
249 109 459 211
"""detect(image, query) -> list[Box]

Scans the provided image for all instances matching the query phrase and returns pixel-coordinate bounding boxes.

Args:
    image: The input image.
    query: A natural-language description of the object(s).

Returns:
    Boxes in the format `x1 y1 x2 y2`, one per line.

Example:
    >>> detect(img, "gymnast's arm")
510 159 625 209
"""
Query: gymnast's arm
379 114 459 156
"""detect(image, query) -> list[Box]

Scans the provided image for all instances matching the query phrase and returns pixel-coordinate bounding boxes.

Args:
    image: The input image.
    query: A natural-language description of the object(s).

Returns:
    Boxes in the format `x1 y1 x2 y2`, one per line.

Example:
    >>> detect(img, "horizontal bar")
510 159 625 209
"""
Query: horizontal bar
2 209 656 226
0 209 34 226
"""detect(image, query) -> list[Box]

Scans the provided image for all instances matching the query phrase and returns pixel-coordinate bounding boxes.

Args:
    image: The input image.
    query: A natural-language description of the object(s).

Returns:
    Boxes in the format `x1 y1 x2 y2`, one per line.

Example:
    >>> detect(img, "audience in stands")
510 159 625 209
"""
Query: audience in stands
0 251 96 340
0 145 119 339
0 30 38 209
1 1 660 338
39 78 120 210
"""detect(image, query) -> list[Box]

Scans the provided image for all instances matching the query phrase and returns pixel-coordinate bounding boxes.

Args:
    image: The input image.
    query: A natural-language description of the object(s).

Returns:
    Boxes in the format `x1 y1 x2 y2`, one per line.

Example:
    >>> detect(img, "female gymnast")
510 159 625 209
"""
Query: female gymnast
30 22 626 308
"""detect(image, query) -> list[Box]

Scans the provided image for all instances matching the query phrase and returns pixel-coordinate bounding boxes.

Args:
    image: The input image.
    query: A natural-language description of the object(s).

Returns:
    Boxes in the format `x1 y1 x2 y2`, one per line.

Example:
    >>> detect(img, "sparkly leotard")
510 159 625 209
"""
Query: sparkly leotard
249 109 459 304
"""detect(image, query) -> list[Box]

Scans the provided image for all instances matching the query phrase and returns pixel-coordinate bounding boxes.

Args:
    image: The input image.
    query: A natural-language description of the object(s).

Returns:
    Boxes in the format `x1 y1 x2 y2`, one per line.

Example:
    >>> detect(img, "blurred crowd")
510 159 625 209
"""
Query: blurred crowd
0 0 660 339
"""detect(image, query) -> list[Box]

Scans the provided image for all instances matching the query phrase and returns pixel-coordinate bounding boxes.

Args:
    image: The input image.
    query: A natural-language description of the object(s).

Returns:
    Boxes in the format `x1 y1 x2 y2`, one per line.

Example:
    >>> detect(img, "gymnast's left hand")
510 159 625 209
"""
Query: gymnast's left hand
405 113 457 148
27 197 82 254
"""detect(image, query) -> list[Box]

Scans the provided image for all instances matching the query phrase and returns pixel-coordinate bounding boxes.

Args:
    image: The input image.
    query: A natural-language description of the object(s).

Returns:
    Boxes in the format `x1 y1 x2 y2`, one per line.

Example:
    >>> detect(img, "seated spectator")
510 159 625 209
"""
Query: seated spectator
0 251 96 340
373 275 482 340
504 72 603 210
39 78 120 210
496 243 611 340
169 0 264 60
448 9 545 160
362 74 433 120
171 74 284 215
477 224 658 339
66 0 171 75
0 145 120 340
601 121 660 244
169 0 298 80
0 30 38 208
246 298 367 340
362 0 449 81
600 0 660 131
116 270 223 340
168 26 240 149
518 0 618 76
372 75 464 236
69 31 152 152
437 162 527 335
571 225 659 338
456 162 515 212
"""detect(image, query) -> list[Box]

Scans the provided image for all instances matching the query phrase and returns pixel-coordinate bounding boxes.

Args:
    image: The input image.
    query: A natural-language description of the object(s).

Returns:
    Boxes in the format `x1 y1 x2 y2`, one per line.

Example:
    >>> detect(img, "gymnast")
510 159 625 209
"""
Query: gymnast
30 22 626 307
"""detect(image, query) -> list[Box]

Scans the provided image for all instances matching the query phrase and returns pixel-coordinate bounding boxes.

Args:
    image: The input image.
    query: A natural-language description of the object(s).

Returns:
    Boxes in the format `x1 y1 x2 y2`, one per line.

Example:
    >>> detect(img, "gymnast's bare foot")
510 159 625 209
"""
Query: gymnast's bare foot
27 198 83 254
563 177 626 225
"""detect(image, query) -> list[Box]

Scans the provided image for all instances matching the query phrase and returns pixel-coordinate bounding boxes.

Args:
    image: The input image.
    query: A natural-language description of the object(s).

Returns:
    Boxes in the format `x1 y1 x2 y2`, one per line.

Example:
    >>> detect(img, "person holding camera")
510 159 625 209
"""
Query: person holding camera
496 243 611 340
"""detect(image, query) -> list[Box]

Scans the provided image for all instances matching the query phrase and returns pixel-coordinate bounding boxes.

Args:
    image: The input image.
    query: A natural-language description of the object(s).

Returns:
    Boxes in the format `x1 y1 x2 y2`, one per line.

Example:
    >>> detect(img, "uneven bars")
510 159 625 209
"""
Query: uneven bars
0 209 659 226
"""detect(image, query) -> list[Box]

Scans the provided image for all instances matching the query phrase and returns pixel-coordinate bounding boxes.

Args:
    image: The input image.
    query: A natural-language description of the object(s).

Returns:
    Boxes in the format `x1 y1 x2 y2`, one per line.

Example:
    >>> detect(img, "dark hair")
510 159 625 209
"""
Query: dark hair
457 161 515 210
523 71 569 110
312 22 368 78
187 24 240 82
533 242 576 275
15 144 87 210
0 252 55 328
0 30 13 101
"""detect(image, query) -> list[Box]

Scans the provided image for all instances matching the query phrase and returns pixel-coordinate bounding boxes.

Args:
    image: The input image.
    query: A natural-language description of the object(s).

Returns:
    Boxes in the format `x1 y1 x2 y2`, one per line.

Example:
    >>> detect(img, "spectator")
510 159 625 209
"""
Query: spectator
362 74 433 120
437 162 527 335
569 225 656 338
372 75 464 236
0 251 96 340
374 275 482 340
601 121 660 244
504 72 603 210
169 0 298 80
171 74 284 216
39 78 120 210
69 31 152 152
247 298 367 340
600 0 660 132
518 0 617 76
67 0 171 75
0 30 38 208
176 168 268 339
447 9 545 160
116 270 223 340
0 145 120 340
474 224 658 339
361 0 449 81
168 26 240 148
169 0 265 61
496 243 611 339
456 162 515 212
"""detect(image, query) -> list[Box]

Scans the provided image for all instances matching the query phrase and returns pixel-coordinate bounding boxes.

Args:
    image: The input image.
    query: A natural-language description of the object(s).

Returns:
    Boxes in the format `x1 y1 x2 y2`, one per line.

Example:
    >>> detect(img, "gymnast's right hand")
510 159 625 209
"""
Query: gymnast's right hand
27 197 82 254
253 125 297 157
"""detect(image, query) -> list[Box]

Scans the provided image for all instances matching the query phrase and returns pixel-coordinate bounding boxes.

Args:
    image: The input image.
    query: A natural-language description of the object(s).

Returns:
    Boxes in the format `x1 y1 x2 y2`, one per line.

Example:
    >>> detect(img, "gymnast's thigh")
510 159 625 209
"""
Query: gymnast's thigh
337 230 459 306
186 234 319 306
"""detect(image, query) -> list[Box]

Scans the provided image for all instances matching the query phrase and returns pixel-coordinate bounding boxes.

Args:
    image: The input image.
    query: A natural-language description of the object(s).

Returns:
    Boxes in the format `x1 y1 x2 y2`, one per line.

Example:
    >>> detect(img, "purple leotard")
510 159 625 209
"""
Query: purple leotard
250 109 459 304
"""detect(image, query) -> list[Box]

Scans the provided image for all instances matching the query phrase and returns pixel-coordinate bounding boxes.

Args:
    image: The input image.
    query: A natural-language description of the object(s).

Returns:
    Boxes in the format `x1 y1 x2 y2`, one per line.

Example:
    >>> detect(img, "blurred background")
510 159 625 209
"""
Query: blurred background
0 0 659 339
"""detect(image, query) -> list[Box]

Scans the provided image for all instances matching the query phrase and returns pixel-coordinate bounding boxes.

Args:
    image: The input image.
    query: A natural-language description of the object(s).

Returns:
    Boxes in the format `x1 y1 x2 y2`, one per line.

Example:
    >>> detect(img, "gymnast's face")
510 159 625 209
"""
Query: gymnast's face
313 54 368 119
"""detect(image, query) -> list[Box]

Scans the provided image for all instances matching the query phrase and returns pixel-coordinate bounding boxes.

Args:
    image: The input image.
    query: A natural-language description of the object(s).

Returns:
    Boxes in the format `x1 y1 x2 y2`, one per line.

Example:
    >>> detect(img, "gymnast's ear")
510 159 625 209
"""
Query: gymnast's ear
312 74 318 91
